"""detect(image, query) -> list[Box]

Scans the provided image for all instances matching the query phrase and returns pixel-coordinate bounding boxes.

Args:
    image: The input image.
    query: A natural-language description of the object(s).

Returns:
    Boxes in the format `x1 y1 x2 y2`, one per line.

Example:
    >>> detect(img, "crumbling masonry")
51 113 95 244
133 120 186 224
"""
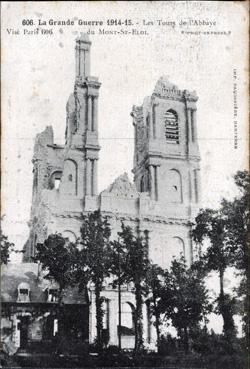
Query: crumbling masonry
23 34 201 349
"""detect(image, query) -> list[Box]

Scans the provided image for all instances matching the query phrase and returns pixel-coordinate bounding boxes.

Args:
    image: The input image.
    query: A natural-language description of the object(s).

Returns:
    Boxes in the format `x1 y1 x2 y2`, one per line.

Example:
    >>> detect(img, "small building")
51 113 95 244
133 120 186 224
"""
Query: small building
1 263 88 354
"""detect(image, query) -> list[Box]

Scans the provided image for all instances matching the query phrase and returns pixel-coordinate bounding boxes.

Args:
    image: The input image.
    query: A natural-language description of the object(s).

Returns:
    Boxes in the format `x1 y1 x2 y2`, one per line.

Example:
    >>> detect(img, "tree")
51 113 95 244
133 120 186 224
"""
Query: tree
116 224 150 353
109 237 128 350
192 208 236 339
221 170 249 276
192 171 249 340
161 258 211 354
0 231 14 265
75 210 112 352
221 171 249 340
34 234 77 304
145 263 164 353
34 233 78 342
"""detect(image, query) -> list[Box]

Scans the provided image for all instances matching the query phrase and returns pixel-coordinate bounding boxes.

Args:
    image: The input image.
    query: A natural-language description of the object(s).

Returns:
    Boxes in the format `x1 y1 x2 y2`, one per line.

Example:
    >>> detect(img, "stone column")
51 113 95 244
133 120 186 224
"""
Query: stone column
149 165 155 200
75 45 80 77
155 166 158 201
75 35 91 79
109 298 118 345
152 105 156 138
187 108 192 142
92 97 98 132
194 168 201 203
192 109 197 141
79 49 84 77
146 114 152 139
89 289 96 344
85 49 90 77
93 160 98 195
148 112 153 138
187 235 193 267
87 96 92 131
86 158 91 195
142 303 148 345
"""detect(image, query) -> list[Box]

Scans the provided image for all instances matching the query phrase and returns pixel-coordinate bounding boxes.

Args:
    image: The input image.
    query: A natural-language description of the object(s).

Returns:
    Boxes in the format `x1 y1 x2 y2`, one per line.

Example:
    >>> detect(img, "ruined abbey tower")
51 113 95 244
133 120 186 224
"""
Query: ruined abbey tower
24 34 201 349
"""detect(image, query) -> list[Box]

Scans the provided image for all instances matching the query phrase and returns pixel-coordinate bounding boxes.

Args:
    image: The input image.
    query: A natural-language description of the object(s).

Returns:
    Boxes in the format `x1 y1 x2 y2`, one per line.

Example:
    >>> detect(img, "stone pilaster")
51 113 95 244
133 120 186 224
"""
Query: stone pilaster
187 108 192 142
149 165 155 200
87 96 92 131
86 158 91 195
192 109 197 141
75 33 91 78
93 159 98 195
148 113 153 139
152 104 157 138
108 298 118 345
92 97 98 132
155 165 158 201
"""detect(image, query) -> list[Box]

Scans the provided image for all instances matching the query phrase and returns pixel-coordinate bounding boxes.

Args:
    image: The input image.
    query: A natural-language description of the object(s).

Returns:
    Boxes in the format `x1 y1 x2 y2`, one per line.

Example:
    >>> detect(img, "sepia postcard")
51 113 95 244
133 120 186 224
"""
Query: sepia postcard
1 1 249 368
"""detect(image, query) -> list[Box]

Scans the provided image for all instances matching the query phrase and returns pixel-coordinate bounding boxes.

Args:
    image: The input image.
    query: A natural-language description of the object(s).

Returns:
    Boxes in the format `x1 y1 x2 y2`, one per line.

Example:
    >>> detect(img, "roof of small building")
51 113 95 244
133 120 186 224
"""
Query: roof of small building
1 263 88 305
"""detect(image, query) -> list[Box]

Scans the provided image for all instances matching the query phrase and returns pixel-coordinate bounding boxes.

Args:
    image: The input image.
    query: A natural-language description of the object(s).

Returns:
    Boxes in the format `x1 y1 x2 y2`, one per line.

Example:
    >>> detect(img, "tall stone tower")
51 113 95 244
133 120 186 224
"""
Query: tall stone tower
132 76 200 206
23 34 102 260
131 77 201 265
24 38 202 349
64 33 101 200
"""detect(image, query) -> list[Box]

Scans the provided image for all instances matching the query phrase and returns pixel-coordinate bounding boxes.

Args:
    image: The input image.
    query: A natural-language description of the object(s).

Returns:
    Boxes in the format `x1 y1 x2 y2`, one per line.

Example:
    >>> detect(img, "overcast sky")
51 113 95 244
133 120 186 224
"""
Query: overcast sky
1 2 248 257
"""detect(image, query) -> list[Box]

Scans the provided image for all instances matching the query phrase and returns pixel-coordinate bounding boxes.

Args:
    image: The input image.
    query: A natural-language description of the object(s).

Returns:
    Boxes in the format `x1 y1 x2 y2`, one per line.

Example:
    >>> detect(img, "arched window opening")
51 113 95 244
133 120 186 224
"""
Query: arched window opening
120 302 135 336
168 169 183 203
163 237 185 269
49 171 62 190
55 178 60 190
62 230 77 243
47 288 59 303
17 282 30 302
60 159 78 195
164 109 179 144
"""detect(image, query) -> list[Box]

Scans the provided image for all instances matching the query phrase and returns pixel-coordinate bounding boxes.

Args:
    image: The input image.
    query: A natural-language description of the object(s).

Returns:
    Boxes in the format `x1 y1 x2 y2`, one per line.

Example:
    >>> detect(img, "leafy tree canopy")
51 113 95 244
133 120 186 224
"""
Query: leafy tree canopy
1 230 15 265
34 233 77 294
162 257 211 330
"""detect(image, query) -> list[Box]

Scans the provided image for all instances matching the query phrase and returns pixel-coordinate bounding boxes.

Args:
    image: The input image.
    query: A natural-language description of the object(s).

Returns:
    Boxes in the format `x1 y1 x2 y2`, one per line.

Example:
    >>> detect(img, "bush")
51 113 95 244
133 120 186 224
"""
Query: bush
190 328 244 356
158 333 178 355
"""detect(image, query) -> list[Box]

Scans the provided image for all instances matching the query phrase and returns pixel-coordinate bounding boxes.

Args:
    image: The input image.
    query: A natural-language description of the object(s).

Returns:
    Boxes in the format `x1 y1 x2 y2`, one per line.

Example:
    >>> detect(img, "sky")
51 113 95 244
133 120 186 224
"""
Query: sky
1 1 248 257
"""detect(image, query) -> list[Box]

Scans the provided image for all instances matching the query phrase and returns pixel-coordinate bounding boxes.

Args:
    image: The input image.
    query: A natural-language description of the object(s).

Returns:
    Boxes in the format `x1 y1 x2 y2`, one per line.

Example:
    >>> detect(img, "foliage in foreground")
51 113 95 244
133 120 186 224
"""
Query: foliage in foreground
192 170 249 342
32 170 249 357
76 210 112 352
0 230 15 265
34 234 77 303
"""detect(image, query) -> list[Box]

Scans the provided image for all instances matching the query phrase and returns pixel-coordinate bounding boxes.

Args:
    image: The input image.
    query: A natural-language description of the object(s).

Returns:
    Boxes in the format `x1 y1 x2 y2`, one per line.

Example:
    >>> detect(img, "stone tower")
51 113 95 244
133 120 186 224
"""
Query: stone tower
131 77 201 266
23 34 102 261
24 38 202 349
64 33 101 199
132 76 200 209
